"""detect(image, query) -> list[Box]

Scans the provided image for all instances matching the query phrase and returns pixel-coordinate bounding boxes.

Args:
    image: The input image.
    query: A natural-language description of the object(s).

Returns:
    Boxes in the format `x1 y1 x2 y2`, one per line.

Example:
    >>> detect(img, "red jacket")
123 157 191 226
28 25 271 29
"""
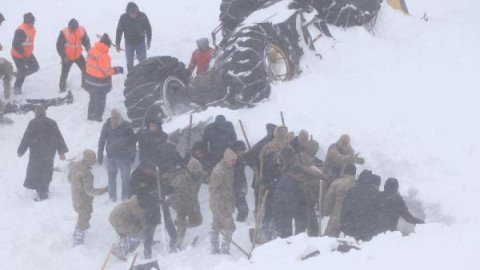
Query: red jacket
188 47 214 75
86 42 115 79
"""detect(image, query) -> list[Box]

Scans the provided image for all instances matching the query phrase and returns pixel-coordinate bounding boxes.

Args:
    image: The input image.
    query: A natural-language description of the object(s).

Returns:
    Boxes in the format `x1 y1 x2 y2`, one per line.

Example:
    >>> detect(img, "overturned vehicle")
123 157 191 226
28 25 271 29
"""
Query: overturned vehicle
124 0 404 129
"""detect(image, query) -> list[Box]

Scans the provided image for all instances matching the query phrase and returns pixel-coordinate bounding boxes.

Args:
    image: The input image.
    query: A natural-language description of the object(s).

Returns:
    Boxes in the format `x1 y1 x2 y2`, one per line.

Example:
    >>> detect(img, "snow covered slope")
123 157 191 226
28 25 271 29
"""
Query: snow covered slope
0 0 479 269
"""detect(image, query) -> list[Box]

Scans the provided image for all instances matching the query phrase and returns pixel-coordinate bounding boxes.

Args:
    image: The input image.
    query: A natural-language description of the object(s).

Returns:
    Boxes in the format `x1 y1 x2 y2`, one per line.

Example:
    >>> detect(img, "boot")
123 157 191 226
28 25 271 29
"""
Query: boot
112 238 129 260
209 231 220 254
127 236 141 253
220 231 232 255
73 229 85 247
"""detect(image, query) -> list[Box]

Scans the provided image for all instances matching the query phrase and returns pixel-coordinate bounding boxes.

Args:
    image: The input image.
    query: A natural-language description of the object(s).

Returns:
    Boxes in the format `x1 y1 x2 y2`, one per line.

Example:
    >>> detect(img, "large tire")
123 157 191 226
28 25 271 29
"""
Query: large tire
219 0 257 33
123 56 189 129
217 17 303 107
313 0 383 27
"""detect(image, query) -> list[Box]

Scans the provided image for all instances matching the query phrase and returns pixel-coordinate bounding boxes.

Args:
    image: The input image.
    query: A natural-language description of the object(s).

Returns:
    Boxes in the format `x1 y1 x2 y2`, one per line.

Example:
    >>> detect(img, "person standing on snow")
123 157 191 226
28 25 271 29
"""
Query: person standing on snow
56 18 91 92
209 148 237 254
17 105 68 201
84 33 123 122
136 117 168 162
202 115 237 164
187 38 214 76
11 12 39 95
98 109 136 201
323 163 356 237
68 149 108 246
115 2 152 73
230 140 249 222
170 158 209 249
375 178 425 234
0 13 14 101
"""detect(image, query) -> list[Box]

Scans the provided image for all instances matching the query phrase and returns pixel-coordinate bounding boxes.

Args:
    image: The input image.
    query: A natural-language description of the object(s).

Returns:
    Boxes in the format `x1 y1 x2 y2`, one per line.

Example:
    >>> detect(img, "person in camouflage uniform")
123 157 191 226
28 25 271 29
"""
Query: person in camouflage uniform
295 139 327 236
0 14 13 100
68 149 108 246
170 158 209 248
323 134 364 188
209 148 237 254
109 195 146 260
323 163 356 237
231 140 249 222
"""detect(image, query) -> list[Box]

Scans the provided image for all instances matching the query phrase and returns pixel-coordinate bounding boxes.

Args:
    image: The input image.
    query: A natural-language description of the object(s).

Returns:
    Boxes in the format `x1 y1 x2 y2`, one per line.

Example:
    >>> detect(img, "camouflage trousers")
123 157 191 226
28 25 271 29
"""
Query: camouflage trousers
0 58 13 99
75 210 92 231
211 206 236 233
176 209 203 242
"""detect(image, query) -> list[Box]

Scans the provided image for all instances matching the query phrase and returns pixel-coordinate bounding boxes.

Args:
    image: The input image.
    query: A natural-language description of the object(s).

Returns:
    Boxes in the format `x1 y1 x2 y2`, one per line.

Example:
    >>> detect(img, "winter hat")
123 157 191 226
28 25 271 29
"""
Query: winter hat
305 139 319 156
344 163 356 176
82 149 97 166
215 115 226 123
266 123 277 135
357 169 373 184
0 13 5 23
337 134 351 147
384 178 399 193
231 140 247 152
100 33 112 47
23 12 35 24
297 129 309 146
68 18 79 30
223 148 237 162
34 105 46 118
126 2 139 13
273 126 289 139
371 174 381 188
146 117 163 129
187 158 204 173
196 37 209 51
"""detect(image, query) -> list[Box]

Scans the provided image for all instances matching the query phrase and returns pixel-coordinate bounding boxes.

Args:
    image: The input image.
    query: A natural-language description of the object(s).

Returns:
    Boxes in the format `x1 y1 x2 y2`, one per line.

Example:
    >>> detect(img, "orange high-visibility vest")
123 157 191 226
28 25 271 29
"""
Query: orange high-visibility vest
62 26 86 60
11 23 36 59
86 42 115 79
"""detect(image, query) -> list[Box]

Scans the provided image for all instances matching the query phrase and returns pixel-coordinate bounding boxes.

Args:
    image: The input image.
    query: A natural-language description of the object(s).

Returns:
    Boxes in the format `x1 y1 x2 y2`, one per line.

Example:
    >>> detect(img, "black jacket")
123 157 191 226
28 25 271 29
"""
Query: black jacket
154 142 185 174
55 30 91 58
136 128 168 162
375 191 423 233
340 181 380 241
115 12 152 46
244 133 274 169
202 120 237 160
12 29 27 56
18 116 68 190
98 119 136 160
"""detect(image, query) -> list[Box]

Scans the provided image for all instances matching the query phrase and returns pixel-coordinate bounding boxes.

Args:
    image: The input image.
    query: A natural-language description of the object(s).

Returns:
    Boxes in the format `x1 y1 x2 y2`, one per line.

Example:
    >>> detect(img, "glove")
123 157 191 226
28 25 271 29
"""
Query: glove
114 66 124 74
115 44 121 53
59 153 66 161
354 153 365 165
97 153 103 165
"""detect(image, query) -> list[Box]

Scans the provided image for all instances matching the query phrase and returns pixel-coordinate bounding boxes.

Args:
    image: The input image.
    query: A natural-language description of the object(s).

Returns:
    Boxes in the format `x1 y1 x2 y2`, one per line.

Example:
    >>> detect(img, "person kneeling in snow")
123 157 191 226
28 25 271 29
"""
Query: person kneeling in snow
68 149 108 246
109 194 146 260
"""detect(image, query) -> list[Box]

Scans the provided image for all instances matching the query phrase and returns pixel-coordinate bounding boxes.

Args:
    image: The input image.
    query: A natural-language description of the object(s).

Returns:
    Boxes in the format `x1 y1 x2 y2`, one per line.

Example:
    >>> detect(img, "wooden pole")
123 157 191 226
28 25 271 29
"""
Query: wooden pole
219 231 252 259
128 253 138 270
280 111 285 126
238 120 251 150
100 244 114 270
186 114 193 157
317 180 324 236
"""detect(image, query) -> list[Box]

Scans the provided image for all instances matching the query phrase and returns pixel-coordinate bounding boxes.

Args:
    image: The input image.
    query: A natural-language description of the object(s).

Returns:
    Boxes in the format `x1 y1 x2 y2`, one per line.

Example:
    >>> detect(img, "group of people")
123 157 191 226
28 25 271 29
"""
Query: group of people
16 100 426 261
0 2 215 124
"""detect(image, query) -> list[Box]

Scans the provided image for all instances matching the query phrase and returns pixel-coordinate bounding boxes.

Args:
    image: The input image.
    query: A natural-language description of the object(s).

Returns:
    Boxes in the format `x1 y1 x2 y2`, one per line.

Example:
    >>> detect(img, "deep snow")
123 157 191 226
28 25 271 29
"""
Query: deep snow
0 0 479 269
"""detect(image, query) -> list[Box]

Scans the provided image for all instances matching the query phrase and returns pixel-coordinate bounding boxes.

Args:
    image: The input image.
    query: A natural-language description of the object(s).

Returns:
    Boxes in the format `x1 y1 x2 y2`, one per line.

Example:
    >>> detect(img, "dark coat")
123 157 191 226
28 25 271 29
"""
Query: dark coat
136 128 168 162
272 173 307 238
18 116 68 191
244 133 274 170
115 12 152 46
202 119 237 161
375 191 423 233
154 142 185 174
340 181 379 241
12 29 27 56
129 167 161 225
98 119 136 160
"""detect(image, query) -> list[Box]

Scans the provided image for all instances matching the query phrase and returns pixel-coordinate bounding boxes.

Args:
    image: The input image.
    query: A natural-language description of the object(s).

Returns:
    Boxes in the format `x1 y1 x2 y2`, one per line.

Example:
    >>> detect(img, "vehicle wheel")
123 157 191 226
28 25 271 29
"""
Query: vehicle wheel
123 56 190 129
313 0 383 27
219 0 257 34
218 20 302 107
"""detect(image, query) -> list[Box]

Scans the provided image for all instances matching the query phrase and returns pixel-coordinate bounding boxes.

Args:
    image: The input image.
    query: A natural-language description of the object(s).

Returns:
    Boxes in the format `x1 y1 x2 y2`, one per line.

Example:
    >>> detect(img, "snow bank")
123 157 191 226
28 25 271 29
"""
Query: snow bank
0 0 479 269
